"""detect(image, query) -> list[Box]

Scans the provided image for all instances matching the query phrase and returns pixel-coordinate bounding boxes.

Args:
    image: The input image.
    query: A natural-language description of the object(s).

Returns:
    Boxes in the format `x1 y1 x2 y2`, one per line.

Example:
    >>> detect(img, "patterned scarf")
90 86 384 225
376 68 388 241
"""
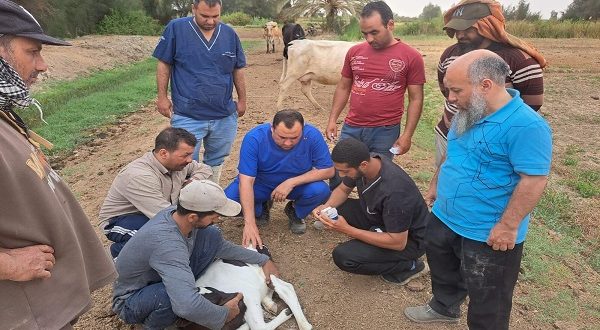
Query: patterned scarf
0 56 52 149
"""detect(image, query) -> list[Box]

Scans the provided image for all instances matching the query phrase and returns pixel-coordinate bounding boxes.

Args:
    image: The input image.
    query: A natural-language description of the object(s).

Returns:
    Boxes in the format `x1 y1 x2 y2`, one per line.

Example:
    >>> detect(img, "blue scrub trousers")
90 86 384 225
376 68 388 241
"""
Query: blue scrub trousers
224 179 330 219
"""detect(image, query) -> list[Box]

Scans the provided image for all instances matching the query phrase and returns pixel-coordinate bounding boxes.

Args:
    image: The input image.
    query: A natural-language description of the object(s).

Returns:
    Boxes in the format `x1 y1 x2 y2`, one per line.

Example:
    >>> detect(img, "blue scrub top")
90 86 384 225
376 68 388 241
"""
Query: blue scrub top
432 89 552 243
153 19 246 120
238 123 333 188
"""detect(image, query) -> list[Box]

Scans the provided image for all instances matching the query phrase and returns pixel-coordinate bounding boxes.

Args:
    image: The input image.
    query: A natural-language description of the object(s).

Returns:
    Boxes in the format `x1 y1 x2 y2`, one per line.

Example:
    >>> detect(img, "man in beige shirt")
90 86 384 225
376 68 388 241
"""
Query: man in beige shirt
100 127 212 258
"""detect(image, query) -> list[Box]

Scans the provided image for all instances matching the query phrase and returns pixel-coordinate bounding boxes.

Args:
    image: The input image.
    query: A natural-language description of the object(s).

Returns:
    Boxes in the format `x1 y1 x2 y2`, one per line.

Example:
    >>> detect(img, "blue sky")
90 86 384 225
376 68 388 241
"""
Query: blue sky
387 0 571 19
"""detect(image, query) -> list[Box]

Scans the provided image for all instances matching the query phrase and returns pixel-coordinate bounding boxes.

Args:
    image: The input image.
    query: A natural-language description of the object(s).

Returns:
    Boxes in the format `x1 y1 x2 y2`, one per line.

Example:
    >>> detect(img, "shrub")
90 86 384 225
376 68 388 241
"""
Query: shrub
221 12 252 26
248 17 270 27
506 20 600 38
395 19 444 36
340 17 362 41
97 10 163 36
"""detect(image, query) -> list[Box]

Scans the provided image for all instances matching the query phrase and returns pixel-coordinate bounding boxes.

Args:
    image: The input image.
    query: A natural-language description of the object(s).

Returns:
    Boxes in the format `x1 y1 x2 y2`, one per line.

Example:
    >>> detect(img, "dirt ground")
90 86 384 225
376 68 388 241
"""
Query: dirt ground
36 31 600 330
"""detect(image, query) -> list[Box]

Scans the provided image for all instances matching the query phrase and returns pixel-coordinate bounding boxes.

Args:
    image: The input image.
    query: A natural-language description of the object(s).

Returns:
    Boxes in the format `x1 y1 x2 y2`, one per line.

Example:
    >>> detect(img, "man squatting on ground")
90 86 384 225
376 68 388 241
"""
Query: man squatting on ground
153 0 247 184
313 138 429 285
113 180 280 330
0 0 115 328
99 127 212 258
426 0 546 205
405 50 552 329
225 109 334 248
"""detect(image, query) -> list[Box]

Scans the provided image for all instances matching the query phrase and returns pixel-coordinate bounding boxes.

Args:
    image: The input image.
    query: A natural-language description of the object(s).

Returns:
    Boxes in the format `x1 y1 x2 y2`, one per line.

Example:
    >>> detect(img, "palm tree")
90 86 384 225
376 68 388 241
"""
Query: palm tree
281 0 372 32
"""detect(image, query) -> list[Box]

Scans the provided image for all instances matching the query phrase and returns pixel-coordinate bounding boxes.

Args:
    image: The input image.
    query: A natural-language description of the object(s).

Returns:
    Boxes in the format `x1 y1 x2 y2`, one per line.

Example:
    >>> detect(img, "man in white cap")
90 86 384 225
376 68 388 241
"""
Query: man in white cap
0 1 116 329
113 180 280 330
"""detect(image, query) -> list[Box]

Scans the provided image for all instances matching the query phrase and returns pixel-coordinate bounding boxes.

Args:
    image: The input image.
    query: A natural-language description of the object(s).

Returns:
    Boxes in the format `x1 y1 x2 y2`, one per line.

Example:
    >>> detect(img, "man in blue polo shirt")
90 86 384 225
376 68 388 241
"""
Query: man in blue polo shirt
225 110 334 248
153 0 247 184
405 50 552 329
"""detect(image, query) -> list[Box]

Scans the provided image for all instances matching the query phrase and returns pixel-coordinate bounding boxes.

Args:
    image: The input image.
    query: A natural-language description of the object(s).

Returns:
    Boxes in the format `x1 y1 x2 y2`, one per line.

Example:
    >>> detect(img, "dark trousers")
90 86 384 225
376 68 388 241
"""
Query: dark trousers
331 199 424 275
117 226 222 330
105 213 149 258
426 213 523 330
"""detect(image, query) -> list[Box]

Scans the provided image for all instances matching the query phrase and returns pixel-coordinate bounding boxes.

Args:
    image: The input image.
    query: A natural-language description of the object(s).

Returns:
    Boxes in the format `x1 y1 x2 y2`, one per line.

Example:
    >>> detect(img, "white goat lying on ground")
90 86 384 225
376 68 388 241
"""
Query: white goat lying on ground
195 251 313 330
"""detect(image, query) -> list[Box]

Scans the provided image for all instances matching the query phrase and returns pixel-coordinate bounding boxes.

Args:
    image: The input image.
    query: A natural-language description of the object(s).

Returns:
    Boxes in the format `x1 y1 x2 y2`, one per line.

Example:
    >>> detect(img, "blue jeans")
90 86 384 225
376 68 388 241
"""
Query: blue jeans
340 123 401 159
117 226 223 330
328 123 401 189
171 112 238 166
224 179 330 219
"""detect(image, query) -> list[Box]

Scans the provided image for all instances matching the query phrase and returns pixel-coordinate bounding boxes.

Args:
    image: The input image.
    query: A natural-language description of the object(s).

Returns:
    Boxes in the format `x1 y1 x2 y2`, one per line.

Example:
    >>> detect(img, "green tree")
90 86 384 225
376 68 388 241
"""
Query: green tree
419 3 442 20
222 0 282 18
562 0 600 20
13 0 135 37
282 0 371 32
141 0 187 25
550 10 558 21
503 0 541 21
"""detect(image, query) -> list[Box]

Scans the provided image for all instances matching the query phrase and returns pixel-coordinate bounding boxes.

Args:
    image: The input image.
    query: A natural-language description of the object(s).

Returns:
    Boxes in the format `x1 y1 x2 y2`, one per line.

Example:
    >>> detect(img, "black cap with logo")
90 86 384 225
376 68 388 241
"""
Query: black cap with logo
0 0 70 46
443 2 492 31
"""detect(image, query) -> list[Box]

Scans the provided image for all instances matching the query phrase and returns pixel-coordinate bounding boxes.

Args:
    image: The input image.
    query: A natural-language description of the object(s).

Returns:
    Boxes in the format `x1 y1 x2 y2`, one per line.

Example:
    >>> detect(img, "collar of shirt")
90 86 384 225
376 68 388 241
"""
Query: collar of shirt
479 88 522 124
144 151 170 175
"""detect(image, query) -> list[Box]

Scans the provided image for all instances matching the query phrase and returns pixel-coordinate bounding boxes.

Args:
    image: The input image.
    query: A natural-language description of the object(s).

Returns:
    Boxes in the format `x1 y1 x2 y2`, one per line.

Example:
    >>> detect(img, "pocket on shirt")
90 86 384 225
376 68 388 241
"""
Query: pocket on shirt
217 52 237 73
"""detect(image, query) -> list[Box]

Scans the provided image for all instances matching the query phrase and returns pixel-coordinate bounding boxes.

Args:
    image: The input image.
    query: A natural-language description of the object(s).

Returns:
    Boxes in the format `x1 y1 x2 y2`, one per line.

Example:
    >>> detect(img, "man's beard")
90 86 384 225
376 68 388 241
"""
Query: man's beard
457 42 477 53
451 92 487 136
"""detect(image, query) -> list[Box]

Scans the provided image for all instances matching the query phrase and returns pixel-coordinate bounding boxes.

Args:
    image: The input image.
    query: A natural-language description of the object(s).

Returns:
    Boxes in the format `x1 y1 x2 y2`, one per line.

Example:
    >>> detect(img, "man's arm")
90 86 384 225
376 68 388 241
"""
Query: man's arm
233 68 247 117
487 174 548 251
150 243 230 329
271 167 334 202
325 76 353 141
186 161 213 181
394 84 424 155
424 155 444 207
156 60 173 118
239 174 263 248
315 213 409 251
0 245 55 281
311 182 352 220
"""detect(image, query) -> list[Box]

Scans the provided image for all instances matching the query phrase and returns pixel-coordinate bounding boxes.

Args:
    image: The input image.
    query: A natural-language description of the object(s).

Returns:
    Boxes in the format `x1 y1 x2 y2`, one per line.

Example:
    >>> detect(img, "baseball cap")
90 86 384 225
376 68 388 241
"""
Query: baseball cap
179 180 241 217
443 2 492 31
0 0 70 46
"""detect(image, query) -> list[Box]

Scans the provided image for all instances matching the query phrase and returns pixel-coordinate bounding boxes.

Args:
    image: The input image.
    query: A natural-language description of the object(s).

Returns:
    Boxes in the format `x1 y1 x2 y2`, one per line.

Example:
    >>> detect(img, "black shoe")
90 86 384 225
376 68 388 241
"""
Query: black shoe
381 260 429 285
256 200 273 227
284 201 306 234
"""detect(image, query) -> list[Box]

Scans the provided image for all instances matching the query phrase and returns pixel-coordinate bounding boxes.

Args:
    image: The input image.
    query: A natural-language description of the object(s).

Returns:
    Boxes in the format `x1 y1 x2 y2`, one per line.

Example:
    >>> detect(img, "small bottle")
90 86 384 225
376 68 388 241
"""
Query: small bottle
321 206 339 221
389 146 401 155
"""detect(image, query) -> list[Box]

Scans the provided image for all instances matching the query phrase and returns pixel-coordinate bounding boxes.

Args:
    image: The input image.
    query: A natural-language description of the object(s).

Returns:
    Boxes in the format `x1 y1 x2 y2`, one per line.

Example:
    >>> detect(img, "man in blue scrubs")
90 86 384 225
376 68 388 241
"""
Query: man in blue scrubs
153 0 247 184
225 110 335 248
405 50 552 329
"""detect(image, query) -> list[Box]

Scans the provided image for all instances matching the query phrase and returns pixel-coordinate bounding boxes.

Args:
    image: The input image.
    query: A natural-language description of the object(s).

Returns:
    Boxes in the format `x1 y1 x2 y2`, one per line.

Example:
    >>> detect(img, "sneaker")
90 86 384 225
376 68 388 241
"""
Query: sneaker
381 260 429 285
256 200 273 227
404 304 460 324
284 201 306 234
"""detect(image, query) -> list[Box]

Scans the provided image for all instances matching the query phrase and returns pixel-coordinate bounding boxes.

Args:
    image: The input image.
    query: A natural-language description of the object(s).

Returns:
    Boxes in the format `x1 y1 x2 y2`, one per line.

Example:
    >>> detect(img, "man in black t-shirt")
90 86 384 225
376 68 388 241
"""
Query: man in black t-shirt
313 138 429 284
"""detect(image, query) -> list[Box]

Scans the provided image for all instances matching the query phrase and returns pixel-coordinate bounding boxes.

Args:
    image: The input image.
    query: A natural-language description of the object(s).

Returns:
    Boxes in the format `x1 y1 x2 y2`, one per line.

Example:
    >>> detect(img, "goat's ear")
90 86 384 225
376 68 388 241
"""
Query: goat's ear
198 287 213 295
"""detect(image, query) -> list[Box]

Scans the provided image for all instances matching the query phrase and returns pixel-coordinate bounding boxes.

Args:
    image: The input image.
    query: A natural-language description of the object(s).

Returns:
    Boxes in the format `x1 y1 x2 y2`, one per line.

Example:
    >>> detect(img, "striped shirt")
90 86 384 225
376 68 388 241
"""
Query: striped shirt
435 42 544 138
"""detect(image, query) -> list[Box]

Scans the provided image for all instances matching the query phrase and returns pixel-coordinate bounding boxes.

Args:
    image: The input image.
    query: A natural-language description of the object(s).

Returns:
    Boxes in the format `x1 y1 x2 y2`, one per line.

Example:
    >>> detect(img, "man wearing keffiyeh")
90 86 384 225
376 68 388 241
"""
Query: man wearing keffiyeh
425 0 547 207
0 1 116 329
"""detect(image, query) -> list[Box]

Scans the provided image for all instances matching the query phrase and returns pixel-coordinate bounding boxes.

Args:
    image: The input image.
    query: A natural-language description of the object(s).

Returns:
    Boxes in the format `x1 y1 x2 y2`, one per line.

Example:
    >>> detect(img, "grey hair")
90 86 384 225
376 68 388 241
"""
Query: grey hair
467 55 510 86
0 34 15 51
194 0 221 6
